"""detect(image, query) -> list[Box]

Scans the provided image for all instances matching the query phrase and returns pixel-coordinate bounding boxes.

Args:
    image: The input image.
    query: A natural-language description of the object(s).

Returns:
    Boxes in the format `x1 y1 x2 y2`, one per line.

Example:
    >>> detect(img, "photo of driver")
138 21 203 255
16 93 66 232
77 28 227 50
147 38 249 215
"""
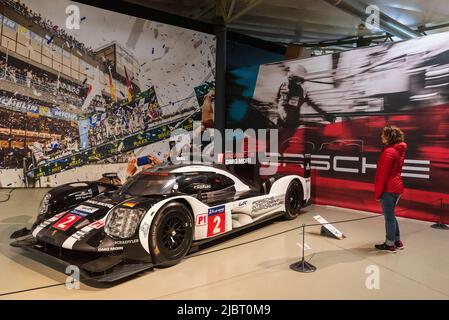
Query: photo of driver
276 64 335 128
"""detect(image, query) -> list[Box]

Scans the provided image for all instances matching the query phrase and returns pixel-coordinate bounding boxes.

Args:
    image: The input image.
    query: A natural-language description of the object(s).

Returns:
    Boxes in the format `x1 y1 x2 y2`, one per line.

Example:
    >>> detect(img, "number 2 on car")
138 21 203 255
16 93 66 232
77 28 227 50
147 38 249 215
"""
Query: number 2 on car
53 214 81 231
207 205 226 237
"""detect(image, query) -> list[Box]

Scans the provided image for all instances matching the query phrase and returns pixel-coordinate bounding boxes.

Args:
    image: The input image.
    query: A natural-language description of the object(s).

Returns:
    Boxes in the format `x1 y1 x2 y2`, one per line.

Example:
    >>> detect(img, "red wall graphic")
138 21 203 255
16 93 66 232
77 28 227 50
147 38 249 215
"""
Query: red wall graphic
228 32 449 223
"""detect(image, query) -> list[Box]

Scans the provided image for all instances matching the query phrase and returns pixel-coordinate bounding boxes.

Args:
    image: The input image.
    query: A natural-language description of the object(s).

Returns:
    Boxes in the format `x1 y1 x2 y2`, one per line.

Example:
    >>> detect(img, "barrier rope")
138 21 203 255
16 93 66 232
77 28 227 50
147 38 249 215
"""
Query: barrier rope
0 197 445 295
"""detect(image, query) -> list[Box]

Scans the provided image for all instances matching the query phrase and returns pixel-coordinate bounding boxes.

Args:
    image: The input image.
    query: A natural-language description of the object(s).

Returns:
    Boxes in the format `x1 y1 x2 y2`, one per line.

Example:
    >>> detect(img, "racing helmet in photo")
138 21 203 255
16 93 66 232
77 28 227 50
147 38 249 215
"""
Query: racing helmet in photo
288 64 307 81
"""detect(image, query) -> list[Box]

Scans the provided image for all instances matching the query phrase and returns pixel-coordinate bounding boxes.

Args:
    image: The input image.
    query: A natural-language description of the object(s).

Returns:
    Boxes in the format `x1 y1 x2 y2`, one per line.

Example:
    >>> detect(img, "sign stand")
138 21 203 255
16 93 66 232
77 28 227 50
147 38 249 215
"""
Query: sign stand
314 215 346 240
320 225 341 239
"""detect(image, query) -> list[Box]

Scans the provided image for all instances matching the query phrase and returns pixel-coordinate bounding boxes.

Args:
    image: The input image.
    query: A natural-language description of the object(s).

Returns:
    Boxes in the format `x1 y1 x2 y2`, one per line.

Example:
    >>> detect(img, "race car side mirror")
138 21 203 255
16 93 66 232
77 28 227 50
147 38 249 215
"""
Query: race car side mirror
197 190 207 202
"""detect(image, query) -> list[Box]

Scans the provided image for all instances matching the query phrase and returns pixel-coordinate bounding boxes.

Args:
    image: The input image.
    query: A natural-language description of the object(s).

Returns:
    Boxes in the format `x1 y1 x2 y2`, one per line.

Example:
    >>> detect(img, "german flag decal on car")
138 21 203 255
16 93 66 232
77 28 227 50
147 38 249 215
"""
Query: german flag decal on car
122 201 138 208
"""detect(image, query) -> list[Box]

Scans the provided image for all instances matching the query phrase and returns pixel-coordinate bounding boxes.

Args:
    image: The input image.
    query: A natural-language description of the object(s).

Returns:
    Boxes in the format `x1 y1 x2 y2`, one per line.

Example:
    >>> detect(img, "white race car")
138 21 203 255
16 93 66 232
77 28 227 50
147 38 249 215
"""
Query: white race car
11 164 311 282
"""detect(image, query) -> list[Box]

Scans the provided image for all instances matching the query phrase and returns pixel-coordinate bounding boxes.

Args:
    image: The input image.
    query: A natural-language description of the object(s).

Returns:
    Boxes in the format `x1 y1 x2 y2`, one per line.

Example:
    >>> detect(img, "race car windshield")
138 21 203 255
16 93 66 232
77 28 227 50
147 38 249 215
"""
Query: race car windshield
118 172 176 196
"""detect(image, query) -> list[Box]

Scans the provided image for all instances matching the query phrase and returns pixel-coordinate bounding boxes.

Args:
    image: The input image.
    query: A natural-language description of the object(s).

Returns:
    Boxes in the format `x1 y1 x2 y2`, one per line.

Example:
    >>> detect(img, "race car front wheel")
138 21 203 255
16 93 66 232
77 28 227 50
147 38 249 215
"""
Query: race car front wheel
284 180 303 220
149 202 193 268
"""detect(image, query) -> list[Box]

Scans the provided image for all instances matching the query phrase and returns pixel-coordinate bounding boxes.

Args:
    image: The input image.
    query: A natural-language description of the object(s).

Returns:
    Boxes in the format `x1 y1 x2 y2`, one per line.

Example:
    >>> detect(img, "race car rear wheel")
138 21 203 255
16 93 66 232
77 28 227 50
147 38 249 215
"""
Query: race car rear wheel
284 180 303 220
149 202 193 268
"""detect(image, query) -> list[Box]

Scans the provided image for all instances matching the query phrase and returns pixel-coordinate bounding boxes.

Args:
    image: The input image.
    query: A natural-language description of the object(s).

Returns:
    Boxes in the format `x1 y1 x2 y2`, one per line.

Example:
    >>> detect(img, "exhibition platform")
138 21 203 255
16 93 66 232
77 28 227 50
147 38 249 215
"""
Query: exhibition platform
1 188 448 300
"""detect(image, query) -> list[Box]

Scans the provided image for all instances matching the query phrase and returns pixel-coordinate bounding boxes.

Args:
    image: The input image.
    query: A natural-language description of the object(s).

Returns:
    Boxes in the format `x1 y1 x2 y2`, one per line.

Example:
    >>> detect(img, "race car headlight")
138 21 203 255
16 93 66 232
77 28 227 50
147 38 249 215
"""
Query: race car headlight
104 207 146 239
38 193 52 218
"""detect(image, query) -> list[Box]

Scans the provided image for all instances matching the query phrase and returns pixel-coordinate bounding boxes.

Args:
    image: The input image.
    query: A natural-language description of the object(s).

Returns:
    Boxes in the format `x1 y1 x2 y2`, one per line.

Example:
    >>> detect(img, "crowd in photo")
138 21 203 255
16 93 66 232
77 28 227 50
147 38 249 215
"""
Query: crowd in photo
0 0 207 175
0 97 196 169
0 105 79 168
87 99 163 146
0 55 113 112
0 89 60 111
86 95 197 147
0 144 26 168
1 0 95 57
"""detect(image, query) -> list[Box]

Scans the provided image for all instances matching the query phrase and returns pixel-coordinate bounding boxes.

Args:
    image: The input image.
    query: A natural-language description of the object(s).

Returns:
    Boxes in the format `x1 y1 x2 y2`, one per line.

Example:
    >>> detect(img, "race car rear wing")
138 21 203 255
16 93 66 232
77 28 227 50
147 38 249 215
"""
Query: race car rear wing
274 153 311 178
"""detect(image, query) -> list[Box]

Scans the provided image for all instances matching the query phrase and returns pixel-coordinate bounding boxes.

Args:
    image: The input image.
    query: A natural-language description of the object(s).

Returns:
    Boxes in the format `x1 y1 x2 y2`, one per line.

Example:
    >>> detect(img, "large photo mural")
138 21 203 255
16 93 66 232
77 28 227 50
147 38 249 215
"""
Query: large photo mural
0 0 215 187
227 31 449 223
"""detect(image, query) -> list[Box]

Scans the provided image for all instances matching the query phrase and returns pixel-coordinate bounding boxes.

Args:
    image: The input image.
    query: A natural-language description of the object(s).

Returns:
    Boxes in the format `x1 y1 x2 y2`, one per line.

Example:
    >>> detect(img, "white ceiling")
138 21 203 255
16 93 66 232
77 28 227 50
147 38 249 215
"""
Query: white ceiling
126 0 449 45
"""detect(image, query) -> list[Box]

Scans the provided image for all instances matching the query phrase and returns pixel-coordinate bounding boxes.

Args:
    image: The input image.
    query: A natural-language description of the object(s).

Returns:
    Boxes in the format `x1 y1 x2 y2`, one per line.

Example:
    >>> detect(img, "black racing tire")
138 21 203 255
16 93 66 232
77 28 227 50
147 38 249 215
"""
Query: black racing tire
283 180 303 220
149 202 193 268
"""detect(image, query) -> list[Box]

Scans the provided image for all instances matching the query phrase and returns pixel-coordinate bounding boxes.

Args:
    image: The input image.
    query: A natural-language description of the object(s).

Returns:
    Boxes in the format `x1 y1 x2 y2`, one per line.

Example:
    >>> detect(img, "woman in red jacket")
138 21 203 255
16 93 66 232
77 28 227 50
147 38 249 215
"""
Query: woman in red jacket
374 125 407 253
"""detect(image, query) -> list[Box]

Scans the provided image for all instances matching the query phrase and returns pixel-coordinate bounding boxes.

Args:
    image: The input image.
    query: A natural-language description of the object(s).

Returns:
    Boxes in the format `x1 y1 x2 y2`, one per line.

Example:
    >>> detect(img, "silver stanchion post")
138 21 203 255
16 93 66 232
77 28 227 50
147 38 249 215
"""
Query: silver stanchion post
290 223 316 273
431 199 449 230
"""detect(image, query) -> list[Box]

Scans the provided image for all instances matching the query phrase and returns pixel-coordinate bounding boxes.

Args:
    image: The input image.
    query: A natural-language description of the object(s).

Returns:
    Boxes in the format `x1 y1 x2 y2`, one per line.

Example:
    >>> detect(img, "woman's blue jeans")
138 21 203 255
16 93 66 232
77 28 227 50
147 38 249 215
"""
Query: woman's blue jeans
380 192 401 246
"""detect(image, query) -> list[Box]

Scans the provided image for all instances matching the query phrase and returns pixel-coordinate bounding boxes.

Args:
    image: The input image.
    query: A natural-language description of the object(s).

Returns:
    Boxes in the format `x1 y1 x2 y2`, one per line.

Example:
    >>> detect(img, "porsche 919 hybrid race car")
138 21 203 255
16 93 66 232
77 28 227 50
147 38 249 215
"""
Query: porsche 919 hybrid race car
11 164 311 282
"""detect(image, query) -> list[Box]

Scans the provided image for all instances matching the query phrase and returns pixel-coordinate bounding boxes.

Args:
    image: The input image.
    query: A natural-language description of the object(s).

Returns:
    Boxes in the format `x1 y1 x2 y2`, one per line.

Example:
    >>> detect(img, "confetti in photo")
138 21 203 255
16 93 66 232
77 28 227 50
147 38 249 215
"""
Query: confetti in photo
0 0 216 187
